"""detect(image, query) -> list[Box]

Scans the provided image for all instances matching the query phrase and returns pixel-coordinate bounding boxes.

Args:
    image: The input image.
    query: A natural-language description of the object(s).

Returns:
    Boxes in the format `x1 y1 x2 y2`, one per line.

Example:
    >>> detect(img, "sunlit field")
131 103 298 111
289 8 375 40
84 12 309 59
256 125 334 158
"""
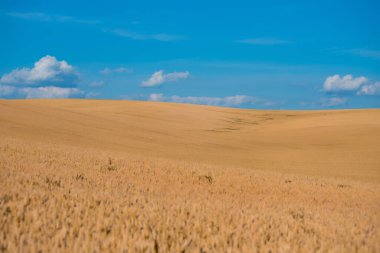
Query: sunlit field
1 99 379 252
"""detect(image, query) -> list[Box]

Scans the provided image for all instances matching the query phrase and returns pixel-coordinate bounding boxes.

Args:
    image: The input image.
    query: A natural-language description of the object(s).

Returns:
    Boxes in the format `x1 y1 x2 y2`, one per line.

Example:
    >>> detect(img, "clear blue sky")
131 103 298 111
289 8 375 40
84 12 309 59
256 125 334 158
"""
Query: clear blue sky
1 0 379 109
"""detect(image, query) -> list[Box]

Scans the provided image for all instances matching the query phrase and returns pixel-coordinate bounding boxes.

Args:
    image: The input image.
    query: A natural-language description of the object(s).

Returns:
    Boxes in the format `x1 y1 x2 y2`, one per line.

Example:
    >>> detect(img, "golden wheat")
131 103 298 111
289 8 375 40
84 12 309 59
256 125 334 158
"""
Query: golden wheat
1 100 380 252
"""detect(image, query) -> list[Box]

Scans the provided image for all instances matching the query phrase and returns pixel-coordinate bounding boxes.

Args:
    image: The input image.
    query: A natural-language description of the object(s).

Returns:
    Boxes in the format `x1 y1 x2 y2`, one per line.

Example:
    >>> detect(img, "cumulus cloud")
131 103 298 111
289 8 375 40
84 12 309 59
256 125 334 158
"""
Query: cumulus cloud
19 87 82 99
357 82 380 95
323 74 367 92
0 85 16 97
147 94 273 107
0 55 86 99
0 85 82 99
141 70 190 87
0 55 79 86
237 38 291 45
100 67 131 75
322 74 380 96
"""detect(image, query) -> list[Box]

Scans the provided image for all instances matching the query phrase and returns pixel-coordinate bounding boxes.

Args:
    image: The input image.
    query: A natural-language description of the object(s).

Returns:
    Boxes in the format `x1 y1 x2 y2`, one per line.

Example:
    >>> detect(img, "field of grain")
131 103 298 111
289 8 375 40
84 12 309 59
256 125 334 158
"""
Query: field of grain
1 99 380 252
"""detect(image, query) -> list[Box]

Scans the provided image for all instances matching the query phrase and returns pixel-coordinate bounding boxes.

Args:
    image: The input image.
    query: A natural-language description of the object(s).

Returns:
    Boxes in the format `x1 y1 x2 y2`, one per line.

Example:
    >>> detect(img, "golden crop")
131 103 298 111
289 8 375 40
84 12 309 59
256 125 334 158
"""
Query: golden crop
1 100 379 252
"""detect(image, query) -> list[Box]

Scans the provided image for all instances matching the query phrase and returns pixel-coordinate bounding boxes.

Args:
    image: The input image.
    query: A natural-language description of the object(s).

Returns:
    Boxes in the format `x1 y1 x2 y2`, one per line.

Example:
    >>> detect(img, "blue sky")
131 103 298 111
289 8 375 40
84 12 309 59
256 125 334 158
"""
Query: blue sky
0 0 379 109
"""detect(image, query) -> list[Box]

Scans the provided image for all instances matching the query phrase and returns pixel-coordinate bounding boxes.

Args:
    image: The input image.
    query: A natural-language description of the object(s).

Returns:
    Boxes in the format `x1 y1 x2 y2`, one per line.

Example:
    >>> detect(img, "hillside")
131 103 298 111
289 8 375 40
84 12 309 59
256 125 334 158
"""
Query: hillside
0 99 379 252
1 99 379 181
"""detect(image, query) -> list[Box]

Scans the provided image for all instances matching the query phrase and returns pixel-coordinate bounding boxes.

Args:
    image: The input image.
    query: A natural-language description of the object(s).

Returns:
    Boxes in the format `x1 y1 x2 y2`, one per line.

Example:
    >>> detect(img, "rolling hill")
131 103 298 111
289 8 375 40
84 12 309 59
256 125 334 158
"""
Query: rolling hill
1 99 379 181
0 99 379 252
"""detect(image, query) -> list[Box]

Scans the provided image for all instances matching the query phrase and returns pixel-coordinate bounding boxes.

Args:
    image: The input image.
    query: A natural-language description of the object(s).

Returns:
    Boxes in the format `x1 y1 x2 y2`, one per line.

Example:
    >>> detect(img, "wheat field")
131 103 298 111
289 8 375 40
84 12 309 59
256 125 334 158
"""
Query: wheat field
1 99 380 252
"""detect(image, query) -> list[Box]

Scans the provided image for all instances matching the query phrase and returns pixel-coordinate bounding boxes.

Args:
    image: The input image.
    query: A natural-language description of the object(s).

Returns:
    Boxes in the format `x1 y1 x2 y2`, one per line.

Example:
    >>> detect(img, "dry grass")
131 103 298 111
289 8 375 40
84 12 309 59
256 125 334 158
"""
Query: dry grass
1 99 380 252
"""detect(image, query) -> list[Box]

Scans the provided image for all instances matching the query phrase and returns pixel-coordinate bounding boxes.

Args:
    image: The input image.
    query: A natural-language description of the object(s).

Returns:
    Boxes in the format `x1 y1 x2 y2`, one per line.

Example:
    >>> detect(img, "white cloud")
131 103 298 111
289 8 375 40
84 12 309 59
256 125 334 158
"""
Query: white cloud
237 38 291 45
19 87 82 99
89 80 105 88
108 29 185 42
141 70 190 87
165 72 190 82
100 67 131 75
0 85 16 96
0 55 87 99
320 97 348 107
323 74 367 92
85 92 100 98
142 71 165 87
301 97 348 108
345 49 380 60
357 82 380 95
147 94 273 107
0 85 82 99
170 95 229 106
148 93 166 101
322 74 380 96
0 55 78 86
6 12 99 24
